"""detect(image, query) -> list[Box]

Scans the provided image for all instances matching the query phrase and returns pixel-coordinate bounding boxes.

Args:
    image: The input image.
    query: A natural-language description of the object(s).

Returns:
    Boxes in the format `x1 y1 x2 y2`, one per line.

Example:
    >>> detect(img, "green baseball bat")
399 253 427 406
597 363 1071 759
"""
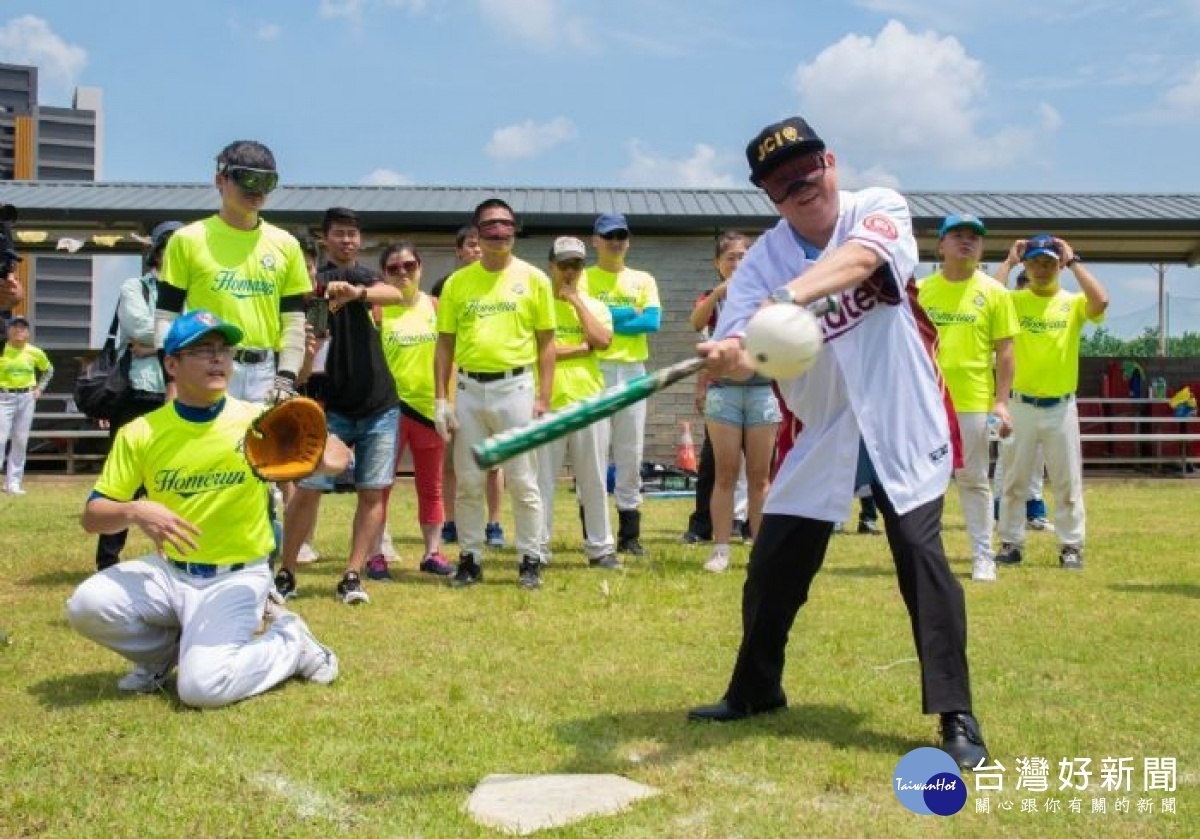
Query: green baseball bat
472 356 705 469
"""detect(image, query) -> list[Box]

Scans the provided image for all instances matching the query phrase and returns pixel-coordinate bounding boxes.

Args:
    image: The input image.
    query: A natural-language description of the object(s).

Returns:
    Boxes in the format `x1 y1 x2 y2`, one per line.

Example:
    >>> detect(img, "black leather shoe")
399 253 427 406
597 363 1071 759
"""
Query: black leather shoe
940 712 989 770
687 696 786 722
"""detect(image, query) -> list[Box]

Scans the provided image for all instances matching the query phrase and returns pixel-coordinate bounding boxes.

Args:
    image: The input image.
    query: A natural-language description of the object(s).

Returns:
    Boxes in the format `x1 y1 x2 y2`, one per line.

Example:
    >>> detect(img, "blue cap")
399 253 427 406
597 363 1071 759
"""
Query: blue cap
938 213 986 237
1023 233 1059 260
8 315 29 327
594 212 629 235
163 310 243 355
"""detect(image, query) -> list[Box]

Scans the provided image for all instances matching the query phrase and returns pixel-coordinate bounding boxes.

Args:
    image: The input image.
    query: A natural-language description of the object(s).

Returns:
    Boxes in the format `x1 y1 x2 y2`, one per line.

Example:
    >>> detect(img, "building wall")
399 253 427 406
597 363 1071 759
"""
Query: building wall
0 62 100 348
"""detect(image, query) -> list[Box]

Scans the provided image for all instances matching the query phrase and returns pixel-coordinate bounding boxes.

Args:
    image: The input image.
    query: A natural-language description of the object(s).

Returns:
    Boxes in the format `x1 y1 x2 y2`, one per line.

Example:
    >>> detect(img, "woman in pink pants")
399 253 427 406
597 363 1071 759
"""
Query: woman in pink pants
374 242 452 577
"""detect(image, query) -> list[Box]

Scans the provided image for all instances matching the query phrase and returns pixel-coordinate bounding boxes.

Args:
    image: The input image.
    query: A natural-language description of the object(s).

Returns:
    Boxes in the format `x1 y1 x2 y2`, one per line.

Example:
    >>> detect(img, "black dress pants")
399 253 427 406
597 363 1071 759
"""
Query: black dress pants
724 483 972 715
686 433 716 538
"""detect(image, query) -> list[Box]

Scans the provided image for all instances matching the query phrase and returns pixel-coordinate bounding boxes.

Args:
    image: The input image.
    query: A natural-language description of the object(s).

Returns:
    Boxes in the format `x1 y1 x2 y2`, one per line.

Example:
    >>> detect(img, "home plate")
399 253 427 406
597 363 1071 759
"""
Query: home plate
466 773 660 835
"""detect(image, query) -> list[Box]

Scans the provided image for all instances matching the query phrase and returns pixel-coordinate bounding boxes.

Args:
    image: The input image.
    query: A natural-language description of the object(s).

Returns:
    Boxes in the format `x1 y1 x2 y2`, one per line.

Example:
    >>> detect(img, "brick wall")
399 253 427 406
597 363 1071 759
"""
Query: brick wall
587 235 715 464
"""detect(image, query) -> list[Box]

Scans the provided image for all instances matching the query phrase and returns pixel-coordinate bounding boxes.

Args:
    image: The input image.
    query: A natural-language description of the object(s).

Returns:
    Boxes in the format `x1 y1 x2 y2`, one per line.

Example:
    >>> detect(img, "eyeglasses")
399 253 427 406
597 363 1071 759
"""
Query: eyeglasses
178 345 234 361
477 217 516 230
758 153 828 203
554 259 585 271
223 166 279 196
384 259 421 275
599 230 629 241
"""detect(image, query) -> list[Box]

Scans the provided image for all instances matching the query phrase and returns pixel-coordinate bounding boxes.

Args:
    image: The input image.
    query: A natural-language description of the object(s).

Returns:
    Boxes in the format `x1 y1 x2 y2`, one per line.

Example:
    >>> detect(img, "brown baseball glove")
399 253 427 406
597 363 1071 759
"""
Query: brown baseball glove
244 397 328 482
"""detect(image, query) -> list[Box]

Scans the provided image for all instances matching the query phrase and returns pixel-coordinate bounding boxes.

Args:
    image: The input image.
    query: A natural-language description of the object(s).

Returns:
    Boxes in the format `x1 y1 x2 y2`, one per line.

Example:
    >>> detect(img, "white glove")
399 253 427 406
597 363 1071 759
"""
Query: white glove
434 398 459 442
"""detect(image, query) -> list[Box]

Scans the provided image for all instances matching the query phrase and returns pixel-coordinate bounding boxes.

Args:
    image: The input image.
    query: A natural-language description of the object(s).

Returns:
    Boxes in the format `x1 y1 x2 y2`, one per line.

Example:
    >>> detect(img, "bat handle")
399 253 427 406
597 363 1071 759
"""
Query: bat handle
805 296 839 317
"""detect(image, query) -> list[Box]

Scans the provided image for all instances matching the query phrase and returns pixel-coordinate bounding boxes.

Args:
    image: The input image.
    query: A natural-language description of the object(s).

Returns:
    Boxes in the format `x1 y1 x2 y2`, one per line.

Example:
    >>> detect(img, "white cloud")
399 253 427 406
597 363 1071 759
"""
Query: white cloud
485 117 577 161
791 20 1036 171
319 0 427 21
477 0 588 48
257 23 282 41
836 162 902 191
1038 103 1064 132
619 140 737 188
0 15 87 98
1161 64 1200 120
360 168 413 186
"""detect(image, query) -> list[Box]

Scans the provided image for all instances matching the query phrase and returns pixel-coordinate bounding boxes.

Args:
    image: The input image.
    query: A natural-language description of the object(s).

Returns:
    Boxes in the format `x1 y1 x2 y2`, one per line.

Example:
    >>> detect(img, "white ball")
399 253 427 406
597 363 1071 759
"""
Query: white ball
743 303 824 380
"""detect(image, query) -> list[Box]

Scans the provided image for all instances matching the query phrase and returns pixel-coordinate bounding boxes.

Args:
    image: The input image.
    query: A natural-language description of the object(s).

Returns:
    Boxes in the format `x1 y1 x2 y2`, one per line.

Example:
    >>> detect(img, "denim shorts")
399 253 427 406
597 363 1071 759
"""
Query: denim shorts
299 405 399 491
704 383 782 428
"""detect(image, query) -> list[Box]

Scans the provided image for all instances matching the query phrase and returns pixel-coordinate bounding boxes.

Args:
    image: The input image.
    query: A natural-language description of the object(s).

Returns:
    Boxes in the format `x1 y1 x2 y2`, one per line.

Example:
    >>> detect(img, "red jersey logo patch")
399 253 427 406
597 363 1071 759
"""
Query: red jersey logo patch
862 214 898 240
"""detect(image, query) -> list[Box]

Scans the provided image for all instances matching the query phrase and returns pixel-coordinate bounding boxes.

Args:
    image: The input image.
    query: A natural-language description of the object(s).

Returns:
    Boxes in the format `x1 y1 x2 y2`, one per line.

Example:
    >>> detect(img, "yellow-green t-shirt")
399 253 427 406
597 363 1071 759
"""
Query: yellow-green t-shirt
918 270 1019 412
0 343 51 390
541 295 611 409
1011 287 1102 397
161 216 312 350
436 258 555 372
380 293 438 421
93 398 274 565
586 266 660 363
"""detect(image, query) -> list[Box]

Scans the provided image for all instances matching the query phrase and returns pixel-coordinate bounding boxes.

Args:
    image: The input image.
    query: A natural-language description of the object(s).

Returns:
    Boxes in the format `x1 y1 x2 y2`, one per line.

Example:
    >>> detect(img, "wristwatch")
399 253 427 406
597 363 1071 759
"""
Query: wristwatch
769 285 797 305
1065 255 1082 267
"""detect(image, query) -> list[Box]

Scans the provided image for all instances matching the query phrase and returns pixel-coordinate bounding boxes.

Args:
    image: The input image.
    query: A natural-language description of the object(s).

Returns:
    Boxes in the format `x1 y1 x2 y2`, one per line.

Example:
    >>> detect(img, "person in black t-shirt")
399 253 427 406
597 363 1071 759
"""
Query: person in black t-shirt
275 208 403 606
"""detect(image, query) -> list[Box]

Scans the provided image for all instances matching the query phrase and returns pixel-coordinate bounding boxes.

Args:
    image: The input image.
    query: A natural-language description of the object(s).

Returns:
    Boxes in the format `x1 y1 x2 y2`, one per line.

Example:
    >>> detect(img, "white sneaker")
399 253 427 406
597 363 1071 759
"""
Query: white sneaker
972 557 998 582
6 484 25 496
704 545 731 573
376 528 397 560
1027 517 1054 533
116 663 170 693
279 614 339 684
296 542 320 564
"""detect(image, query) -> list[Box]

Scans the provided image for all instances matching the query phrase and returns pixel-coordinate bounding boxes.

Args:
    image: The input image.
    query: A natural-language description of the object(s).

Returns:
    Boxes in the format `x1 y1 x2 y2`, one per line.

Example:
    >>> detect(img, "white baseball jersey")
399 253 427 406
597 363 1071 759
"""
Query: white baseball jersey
714 187 952 519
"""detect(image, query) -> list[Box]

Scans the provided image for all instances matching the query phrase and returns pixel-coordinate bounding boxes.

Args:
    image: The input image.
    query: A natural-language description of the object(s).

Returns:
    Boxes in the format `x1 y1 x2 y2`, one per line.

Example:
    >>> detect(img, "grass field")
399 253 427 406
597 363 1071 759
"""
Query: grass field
0 476 1196 838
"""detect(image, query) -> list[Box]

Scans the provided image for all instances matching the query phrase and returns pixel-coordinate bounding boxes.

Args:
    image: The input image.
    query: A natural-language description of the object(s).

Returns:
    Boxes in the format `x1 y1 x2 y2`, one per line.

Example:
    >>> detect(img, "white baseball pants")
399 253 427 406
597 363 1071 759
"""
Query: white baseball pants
537 418 614 560
66 556 314 708
992 442 1045 502
599 360 646 511
228 355 276 403
998 399 1086 548
0 390 35 488
452 372 544 561
954 412 994 564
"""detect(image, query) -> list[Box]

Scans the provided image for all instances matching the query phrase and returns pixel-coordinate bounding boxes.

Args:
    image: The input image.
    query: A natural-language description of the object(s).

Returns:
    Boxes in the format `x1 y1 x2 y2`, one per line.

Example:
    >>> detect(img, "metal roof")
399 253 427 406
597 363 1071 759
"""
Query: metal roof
3 181 1199 263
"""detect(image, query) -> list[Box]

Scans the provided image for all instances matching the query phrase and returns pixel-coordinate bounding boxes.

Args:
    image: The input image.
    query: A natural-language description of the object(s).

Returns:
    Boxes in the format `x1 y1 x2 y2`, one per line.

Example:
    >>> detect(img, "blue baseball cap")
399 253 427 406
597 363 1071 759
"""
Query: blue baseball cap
938 213 986 237
164 310 243 355
1023 233 1060 260
594 212 629 235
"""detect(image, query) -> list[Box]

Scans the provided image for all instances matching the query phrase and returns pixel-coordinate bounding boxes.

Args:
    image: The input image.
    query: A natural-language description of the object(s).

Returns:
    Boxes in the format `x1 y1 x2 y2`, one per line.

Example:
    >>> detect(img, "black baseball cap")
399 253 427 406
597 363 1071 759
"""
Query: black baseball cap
746 116 826 185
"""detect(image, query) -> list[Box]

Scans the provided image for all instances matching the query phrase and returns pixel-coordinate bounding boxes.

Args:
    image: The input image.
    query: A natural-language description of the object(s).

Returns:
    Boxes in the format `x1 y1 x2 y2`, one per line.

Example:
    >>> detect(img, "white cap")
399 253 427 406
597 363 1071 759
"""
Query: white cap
550 236 586 261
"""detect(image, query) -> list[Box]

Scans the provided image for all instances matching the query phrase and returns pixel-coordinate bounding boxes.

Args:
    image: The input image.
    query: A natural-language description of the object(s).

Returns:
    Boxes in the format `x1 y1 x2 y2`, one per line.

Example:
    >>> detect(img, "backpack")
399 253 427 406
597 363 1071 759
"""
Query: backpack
73 280 149 421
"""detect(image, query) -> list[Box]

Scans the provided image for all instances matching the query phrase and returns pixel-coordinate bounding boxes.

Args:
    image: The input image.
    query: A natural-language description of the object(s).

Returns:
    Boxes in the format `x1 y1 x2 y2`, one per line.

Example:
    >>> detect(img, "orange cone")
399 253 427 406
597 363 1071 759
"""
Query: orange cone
676 420 698 473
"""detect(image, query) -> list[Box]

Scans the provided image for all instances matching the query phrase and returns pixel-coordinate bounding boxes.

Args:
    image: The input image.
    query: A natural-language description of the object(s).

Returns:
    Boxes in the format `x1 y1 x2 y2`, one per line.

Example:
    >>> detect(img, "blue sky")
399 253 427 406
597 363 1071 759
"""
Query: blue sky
3 0 1200 336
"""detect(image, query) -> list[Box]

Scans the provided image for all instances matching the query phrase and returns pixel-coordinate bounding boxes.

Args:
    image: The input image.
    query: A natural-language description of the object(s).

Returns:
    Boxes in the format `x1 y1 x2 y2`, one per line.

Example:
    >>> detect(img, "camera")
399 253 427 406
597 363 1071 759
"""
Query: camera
0 204 22 278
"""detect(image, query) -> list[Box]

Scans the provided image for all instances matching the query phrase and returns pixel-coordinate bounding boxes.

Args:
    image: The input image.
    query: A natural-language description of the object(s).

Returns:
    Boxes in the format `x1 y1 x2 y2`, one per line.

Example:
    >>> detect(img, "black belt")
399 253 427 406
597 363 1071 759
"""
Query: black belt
1015 392 1073 408
171 560 247 578
233 348 271 364
461 366 528 382
0 386 33 393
